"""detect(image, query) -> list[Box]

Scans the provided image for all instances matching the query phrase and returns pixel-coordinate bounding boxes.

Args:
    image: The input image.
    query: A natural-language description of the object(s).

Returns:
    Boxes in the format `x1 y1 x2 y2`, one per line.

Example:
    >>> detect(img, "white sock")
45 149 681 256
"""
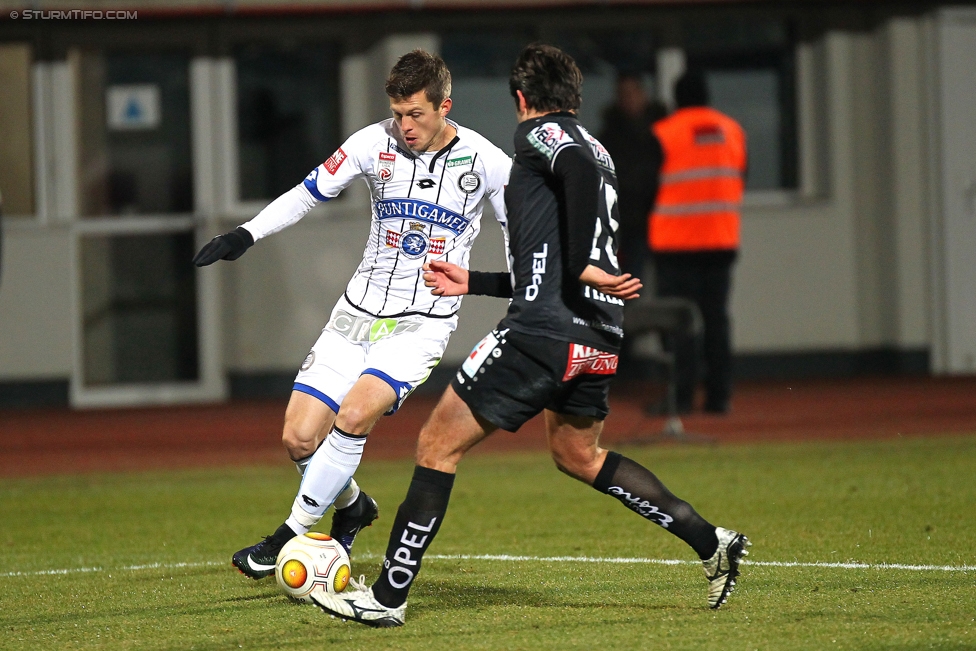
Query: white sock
333 478 361 510
285 426 366 534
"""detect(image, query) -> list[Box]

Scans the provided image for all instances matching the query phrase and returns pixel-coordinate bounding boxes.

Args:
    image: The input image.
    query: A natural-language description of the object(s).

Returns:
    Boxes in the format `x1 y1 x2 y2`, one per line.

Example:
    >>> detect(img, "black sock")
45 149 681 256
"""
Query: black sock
593 452 718 560
371 466 454 608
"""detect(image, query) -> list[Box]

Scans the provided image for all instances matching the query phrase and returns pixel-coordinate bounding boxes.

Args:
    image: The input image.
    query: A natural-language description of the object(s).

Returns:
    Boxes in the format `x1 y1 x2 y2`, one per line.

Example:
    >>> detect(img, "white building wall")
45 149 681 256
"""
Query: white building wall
886 17 932 350
0 225 73 379
734 31 862 352
733 21 932 356
0 14 955 388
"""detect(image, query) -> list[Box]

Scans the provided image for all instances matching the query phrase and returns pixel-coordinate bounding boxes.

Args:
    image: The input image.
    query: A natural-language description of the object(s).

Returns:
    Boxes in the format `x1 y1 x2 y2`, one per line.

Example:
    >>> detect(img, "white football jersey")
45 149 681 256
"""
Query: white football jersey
242 118 512 318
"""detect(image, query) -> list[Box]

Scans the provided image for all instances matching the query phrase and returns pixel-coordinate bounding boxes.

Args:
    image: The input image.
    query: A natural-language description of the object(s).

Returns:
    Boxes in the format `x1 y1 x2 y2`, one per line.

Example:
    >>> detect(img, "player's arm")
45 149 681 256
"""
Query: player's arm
193 185 318 266
485 153 513 230
484 150 515 274
194 139 364 267
553 146 642 300
423 261 513 298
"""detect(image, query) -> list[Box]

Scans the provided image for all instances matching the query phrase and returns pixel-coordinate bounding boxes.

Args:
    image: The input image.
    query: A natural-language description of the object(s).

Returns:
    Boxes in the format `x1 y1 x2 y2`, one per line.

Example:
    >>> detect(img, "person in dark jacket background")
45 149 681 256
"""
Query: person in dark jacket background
598 73 667 282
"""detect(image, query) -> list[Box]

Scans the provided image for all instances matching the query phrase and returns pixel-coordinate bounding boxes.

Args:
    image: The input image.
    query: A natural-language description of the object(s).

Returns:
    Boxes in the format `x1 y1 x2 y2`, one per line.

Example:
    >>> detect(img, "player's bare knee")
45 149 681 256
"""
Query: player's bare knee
549 445 601 483
415 433 444 467
416 429 459 471
551 456 576 478
334 402 377 435
551 450 584 478
281 424 316 460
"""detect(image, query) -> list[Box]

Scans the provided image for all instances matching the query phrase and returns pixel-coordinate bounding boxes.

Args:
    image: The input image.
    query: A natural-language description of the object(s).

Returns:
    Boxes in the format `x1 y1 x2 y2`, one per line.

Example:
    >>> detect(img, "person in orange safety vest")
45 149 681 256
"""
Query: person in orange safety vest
648 70 746 414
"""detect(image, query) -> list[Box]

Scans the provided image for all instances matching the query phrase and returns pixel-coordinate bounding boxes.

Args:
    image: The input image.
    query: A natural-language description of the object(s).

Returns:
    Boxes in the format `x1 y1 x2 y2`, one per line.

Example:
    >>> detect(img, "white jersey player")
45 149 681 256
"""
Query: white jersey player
244 118 509 321
194 50 511 579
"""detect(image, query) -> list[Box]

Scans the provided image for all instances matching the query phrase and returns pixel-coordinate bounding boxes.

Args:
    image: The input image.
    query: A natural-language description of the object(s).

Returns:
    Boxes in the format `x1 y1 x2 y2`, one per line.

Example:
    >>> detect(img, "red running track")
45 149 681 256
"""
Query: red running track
1 376 975 477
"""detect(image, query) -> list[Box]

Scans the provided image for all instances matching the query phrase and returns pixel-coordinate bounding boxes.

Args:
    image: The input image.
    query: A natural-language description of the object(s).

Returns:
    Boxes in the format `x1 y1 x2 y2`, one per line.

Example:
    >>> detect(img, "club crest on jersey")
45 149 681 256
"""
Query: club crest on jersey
385 222 446 259
324 148 347 175
377 152 396 182
458 171 481 194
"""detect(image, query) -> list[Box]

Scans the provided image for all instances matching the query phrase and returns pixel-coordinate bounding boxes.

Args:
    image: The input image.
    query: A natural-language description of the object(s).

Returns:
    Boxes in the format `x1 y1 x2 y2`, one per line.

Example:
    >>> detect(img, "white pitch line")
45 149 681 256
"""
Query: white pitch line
419 554 976 573
1 555 972 580
0 560 224 579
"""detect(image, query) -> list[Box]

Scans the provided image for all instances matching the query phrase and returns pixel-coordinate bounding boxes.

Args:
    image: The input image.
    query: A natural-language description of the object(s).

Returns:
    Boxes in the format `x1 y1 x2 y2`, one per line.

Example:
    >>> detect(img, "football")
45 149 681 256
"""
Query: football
274 532 351 603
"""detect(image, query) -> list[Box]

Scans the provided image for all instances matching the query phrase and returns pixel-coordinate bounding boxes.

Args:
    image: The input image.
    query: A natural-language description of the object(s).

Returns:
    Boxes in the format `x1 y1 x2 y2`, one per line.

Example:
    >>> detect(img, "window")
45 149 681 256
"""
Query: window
80 232 199 385
552 29 658 134
0 43 34 216
443 29 659 153
685 18 798 190
445 17 797 191
441 30 531 155
74 49 200 389
235 43 340 201
77 51 194 216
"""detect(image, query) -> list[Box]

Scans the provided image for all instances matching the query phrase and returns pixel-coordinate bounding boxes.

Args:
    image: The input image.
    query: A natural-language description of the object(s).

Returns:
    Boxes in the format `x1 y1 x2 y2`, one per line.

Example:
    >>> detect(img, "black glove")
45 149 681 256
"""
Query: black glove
193 227 254 266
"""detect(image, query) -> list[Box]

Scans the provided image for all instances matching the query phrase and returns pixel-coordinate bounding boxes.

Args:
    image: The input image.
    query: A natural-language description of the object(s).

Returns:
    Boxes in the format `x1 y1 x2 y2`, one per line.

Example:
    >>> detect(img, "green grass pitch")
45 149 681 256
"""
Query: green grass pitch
1 435 974 650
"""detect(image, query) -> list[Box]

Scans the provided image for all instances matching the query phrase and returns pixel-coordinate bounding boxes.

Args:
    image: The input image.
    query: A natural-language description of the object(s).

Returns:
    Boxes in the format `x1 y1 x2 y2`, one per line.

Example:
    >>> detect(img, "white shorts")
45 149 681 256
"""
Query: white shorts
293 296 458 415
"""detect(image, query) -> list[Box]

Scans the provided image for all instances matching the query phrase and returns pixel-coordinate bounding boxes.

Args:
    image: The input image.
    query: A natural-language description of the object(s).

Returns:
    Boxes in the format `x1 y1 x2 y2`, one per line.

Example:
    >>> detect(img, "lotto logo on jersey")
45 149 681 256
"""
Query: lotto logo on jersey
377 152 396 182
324 148 347 175
563 344 619 381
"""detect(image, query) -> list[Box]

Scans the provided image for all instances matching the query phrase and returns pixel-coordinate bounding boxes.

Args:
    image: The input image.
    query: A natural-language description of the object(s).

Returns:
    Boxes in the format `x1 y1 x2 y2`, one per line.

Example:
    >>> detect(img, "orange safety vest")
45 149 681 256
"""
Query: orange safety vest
649 107 746 252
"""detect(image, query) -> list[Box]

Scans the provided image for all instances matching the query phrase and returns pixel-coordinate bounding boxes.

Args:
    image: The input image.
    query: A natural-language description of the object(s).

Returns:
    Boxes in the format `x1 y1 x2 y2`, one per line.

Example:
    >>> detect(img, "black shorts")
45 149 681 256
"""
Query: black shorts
451 328 619 432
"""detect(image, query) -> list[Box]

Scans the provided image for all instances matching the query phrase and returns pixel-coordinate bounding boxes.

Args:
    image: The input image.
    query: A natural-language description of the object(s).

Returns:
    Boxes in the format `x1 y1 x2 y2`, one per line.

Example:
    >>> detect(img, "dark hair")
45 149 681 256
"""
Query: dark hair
509 43 582 113
675 70 709 108
385 49 452 107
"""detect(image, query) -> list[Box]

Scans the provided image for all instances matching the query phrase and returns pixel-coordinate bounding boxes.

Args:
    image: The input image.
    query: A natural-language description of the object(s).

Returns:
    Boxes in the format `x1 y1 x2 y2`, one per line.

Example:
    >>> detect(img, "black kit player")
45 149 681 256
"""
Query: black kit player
312 44 750 628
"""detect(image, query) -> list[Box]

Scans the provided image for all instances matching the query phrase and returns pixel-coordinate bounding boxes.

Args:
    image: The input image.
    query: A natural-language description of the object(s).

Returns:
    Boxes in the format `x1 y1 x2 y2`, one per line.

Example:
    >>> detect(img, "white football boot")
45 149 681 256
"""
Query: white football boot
702 527 751 609
311 575 406 628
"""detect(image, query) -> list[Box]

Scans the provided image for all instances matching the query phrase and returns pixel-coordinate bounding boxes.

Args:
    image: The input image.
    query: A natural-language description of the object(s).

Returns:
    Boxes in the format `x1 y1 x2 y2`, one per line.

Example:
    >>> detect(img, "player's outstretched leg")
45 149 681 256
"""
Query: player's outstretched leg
313 465 455 627
285 425 368 534
232 421 363 578
591 451 749 608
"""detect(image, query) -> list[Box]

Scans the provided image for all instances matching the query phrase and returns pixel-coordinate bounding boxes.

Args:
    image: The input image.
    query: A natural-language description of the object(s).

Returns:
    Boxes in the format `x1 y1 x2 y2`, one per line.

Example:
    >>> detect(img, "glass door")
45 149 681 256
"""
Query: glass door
70 47 224 407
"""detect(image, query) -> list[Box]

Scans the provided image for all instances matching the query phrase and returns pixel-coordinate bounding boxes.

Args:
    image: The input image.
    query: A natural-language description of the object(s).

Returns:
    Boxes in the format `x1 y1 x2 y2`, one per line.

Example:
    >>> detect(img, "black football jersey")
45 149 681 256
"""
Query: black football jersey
499 112 625 352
